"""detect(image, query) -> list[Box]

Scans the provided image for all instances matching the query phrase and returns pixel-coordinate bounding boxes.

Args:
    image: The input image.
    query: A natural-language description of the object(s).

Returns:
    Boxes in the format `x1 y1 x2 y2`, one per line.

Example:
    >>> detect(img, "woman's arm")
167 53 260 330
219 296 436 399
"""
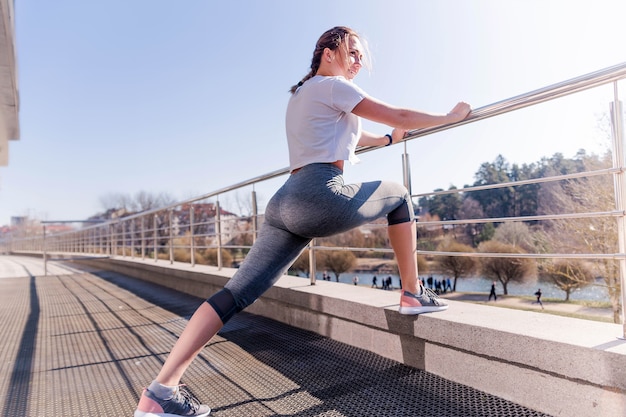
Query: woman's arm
358 130 393 147
358 128 410 147
353 96 471 130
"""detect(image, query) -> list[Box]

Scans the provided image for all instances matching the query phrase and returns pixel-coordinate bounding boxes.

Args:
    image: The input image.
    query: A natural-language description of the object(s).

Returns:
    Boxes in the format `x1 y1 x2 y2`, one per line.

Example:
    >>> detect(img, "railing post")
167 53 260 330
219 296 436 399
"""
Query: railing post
402 141 412 195
153 214 158 262
115 221 120 257
122 221 127 258
216 200 223 269
610 82 626 338
190 205 196 267
108 223 114 257
169 209 174 264
130 220 135 258
141 216 146 260
309 239 316 285
251 189 258 243
43 224 47 276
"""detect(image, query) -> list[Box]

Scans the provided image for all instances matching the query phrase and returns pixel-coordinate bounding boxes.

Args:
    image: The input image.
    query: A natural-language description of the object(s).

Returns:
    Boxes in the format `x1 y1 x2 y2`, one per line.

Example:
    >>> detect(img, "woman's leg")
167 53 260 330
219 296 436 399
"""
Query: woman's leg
283 166 446 314
391 219 448 314
155 302 223 386
136 223 310 416
388 220 419 294
153 223 311 387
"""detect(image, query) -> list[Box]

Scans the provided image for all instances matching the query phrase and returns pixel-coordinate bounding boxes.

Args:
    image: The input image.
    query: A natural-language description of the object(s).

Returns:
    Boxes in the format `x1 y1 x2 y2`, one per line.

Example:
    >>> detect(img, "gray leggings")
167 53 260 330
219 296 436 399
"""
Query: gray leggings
207 163 414 322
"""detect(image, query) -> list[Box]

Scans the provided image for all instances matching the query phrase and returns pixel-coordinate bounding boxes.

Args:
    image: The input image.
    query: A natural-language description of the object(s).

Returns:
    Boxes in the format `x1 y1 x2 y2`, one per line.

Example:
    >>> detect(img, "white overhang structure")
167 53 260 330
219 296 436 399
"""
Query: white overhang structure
0 0 18 166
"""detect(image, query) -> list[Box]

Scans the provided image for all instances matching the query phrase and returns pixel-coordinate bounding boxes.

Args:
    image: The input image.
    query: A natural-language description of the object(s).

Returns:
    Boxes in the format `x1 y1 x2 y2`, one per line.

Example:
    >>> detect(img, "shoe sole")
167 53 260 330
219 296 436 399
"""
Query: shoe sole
134 410 211 417
398 305 449 315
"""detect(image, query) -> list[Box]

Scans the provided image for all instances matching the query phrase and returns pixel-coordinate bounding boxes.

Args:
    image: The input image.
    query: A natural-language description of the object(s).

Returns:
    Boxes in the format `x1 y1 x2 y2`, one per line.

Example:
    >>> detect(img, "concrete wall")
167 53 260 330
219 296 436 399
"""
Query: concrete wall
73 256 626 417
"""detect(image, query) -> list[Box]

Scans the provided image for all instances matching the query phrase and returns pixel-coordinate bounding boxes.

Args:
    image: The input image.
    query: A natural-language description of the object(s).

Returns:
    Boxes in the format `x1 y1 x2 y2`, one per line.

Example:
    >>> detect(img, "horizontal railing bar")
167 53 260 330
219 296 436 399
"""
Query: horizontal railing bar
418 250 626 260
313 245 395 253
416 210 624 226
308 246 626 260
358 61 626 151
413 167 619 198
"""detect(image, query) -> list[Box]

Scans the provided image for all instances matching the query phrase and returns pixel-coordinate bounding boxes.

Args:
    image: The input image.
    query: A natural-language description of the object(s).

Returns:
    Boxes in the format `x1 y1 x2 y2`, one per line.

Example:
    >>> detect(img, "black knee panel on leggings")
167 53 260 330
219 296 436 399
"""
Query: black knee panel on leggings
206 288 240 324
387 200 413 225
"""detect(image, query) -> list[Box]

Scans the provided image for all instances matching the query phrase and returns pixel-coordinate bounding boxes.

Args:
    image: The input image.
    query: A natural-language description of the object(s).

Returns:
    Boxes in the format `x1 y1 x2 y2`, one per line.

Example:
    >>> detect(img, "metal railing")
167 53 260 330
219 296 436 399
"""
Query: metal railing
3 62 626 335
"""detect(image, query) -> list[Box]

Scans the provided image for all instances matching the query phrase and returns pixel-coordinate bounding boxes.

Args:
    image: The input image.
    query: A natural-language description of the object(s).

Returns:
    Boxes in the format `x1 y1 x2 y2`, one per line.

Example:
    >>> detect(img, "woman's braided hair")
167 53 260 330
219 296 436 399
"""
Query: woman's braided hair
289 26 360 94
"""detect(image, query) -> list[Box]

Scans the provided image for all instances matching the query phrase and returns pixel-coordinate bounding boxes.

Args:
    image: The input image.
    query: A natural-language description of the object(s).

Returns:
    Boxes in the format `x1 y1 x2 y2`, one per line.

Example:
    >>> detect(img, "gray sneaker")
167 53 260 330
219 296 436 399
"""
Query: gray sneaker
399 287 449 315
134 386 211 417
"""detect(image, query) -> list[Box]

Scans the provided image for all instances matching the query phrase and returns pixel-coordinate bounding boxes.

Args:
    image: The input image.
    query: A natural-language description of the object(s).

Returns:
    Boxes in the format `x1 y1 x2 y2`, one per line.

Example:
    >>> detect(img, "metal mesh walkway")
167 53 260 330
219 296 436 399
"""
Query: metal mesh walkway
0 267 552 416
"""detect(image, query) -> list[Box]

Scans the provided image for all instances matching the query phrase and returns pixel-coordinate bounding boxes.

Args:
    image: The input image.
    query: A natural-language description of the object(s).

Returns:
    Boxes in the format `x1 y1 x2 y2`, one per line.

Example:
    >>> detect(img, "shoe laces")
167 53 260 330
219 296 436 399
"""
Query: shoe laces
421 287 443 304
172 385 200 414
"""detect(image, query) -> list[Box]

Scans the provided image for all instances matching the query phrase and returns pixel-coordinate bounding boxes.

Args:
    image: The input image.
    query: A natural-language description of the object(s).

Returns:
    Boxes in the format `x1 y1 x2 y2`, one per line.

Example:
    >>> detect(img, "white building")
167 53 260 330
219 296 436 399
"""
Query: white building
0 0 18 166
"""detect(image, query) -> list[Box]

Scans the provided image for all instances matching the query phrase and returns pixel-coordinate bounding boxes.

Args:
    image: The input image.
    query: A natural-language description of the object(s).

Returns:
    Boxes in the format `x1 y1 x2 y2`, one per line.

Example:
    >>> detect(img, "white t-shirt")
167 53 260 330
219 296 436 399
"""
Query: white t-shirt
285 75 367 171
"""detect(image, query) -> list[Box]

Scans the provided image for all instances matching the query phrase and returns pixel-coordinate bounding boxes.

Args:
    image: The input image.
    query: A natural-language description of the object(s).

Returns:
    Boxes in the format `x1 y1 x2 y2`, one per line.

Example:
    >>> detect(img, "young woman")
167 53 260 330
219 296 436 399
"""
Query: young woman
135 26 471 417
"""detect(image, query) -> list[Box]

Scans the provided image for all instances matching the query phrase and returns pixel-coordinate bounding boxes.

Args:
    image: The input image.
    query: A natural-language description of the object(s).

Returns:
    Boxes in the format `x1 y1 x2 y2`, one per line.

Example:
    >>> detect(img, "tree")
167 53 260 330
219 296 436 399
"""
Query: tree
458 197 486 246
476 222 495 245
319 248 356 282
509 162 540 218
416 212 443 250
99 192 132 214
417 255 428 275
537 150 622 322
365 225 392 258
493 221 535 252
478 240 535 295
204 248 233 267
427 186 462 221
469 155 514 218
436 239 477 291
537 152 585 177
458 196 484 220
319 228 365 249
290 250 311 276
132 191 176 212
539 259 594 301
98 191 175 218
171 232 208 264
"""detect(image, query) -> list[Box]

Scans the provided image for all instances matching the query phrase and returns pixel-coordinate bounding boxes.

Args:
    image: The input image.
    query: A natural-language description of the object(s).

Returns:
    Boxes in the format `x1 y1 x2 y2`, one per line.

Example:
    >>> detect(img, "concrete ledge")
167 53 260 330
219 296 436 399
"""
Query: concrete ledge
71 256 626 417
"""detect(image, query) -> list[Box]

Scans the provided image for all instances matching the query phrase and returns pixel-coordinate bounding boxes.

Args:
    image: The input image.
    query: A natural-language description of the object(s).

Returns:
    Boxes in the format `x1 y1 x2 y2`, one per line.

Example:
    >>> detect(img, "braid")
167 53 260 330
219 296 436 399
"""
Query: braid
289 69 315 94
289 26 357 95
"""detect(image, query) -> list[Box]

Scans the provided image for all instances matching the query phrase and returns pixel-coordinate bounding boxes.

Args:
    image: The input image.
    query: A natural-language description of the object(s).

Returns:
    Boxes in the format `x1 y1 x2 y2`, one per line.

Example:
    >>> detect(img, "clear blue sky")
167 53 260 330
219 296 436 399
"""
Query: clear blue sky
2 0 625 225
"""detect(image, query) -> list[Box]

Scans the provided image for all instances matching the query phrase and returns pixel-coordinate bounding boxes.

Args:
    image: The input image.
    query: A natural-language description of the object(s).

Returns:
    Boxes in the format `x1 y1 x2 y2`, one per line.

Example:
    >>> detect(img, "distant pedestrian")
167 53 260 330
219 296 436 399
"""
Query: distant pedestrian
372 276 378 288
534 289 544 309
445 278 452 292
386 276 393 290
488 281 497 301
353 276 359 286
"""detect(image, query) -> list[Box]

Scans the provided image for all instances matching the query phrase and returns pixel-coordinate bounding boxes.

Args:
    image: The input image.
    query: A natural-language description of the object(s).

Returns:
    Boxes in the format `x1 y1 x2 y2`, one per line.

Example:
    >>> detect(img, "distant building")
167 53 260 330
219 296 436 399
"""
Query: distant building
0 0 19 166
10 216 26 226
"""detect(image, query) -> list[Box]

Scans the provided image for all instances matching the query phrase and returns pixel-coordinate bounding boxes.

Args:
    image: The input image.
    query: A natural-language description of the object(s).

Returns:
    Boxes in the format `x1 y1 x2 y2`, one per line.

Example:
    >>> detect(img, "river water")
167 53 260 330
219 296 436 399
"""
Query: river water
304 271 611 302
